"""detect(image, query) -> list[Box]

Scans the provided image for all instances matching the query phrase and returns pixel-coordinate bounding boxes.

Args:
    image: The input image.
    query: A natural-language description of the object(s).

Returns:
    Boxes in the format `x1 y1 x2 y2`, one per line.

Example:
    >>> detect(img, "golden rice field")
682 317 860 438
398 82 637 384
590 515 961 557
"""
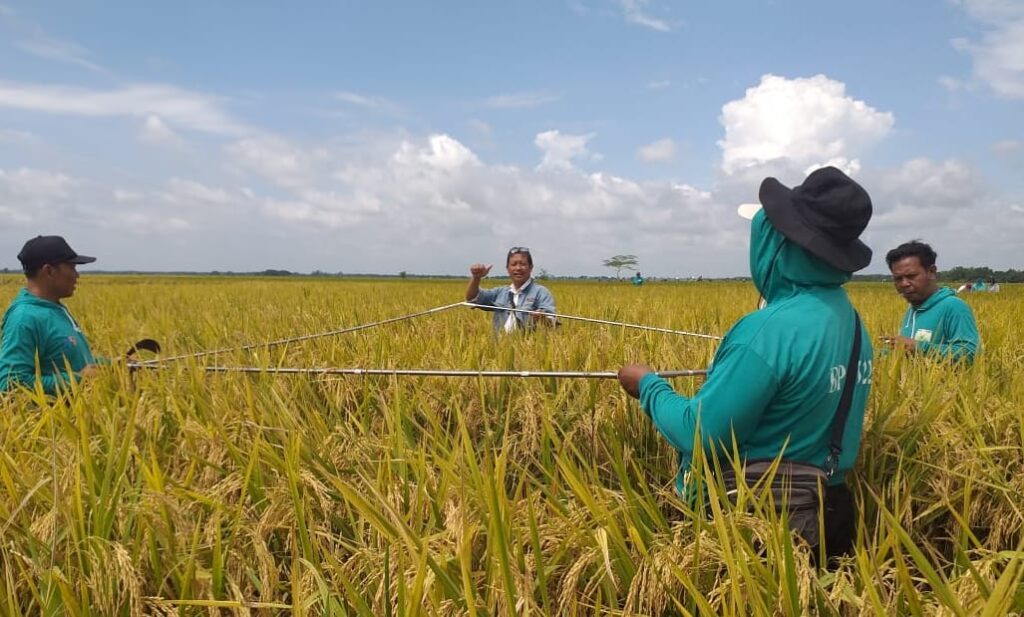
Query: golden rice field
0 274 1022 616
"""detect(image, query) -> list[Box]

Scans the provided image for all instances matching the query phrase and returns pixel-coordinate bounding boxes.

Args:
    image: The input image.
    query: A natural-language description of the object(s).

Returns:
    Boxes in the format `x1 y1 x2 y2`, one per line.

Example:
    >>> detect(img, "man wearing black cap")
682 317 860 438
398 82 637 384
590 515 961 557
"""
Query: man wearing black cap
618 166 874 560
0 235 103 395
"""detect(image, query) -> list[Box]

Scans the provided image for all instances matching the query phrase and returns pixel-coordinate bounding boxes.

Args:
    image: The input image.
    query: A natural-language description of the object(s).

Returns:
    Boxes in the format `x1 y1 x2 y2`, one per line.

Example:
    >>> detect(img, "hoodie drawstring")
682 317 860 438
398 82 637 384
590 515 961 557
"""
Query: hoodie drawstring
60 304 82 333
757 240 787 306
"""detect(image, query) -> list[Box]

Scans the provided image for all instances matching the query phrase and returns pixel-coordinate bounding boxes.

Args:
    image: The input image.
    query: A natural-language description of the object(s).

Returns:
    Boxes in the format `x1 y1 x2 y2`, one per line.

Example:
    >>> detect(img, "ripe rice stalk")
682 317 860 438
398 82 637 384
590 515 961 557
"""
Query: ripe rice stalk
0 276 1022 613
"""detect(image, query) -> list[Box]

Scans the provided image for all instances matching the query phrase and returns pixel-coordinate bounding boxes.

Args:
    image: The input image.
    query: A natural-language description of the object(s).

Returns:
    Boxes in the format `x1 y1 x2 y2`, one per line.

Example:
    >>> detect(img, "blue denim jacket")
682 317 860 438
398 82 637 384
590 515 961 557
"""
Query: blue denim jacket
472 279 556 332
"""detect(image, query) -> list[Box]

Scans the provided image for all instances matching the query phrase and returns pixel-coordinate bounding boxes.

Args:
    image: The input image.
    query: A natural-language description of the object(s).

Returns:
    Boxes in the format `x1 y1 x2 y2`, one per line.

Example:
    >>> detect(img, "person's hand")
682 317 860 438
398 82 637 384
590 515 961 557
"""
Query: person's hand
617 364 654 399
469 263 493 280
880 335 917 352
530 312 556 326
77 364 101 379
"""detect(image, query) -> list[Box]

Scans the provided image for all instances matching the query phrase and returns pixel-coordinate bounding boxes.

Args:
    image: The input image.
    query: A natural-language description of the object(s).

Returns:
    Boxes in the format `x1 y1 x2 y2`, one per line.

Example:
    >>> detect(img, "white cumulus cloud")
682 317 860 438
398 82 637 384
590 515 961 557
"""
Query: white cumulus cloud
214 131 746 275
717 74 894 176
857 156 1024 269
225 136 325 189
874 158 983 213
951 0 1024 99
393 134 481 170
534 130 596 170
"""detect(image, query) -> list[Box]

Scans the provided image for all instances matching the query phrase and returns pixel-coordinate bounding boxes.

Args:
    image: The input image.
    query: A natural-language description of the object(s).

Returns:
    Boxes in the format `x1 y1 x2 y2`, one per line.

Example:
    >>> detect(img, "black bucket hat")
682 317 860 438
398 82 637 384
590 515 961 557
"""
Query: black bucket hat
759 166 872 272
17 235 97 268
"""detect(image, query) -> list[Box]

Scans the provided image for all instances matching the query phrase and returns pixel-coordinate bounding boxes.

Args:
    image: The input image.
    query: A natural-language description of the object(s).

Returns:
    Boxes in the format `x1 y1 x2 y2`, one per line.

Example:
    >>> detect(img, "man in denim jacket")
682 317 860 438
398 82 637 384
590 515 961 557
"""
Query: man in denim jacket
465 247 557 333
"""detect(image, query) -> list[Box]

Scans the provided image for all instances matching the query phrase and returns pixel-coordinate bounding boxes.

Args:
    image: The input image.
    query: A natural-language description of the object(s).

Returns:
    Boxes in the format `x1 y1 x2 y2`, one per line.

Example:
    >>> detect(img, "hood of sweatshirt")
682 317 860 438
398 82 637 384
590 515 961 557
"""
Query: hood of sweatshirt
913 286 955 312
749 209 851 304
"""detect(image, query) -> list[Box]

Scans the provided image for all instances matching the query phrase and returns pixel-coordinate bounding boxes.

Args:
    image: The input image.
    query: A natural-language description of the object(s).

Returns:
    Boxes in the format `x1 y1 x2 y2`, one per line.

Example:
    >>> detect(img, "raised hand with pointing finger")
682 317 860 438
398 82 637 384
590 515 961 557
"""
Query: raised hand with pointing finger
464 247 557 333
465 263 493 302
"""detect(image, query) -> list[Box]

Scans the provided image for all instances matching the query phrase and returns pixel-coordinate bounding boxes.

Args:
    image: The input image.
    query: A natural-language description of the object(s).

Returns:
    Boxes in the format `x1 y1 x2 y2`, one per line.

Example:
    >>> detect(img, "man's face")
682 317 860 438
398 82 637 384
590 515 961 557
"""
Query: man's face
890 256 937 306
43 262 80 299
506 252 533 288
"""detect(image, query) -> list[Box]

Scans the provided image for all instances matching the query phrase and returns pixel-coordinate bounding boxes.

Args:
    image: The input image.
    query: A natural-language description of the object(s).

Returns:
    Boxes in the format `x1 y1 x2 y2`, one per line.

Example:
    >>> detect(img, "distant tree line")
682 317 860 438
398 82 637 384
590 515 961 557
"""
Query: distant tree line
938 266 1024 283
855 266 1024 283
3 265 1021 282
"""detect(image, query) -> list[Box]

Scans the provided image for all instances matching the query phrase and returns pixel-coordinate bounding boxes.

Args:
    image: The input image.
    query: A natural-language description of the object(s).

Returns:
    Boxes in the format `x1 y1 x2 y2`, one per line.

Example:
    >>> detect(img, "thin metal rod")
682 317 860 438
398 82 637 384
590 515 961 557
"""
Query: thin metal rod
462 302 722 340
143 301 467 364
139 302 464 364
142 299 721 366
128 364 707 379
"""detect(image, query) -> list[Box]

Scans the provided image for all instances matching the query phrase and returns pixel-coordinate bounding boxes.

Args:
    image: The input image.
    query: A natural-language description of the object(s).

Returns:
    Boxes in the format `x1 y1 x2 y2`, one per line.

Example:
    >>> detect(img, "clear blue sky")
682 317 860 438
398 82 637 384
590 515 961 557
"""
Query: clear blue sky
1 1 1021 276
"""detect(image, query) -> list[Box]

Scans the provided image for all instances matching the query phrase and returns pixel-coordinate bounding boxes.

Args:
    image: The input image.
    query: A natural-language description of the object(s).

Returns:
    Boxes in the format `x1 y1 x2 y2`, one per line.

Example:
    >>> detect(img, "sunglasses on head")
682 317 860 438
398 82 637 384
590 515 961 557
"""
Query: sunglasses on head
507 246 531 255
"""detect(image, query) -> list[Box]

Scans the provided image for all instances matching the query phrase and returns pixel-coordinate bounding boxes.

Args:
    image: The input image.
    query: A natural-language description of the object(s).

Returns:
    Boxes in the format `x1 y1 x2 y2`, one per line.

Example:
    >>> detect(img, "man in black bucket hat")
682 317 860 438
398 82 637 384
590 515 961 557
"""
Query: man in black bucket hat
619 166 874 562
0 235 105 395
759 166 873 271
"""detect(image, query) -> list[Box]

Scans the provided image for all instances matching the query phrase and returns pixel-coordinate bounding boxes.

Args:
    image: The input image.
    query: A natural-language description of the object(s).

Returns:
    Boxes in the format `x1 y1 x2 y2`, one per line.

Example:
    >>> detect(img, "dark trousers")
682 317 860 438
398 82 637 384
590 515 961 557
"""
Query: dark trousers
823 482 856 561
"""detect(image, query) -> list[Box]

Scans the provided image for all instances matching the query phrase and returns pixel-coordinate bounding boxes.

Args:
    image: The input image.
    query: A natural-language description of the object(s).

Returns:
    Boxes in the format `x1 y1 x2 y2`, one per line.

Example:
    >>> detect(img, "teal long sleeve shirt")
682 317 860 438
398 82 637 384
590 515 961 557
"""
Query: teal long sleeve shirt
0 288 98 395
898 287 979 363
636 211 872 492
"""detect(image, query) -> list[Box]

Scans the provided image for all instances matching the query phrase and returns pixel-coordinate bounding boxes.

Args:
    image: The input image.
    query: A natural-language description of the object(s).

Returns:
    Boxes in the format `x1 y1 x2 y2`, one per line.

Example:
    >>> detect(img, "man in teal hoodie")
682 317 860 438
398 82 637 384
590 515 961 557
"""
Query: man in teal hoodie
618 167 874 559
882 240 979 363
0 235 102 395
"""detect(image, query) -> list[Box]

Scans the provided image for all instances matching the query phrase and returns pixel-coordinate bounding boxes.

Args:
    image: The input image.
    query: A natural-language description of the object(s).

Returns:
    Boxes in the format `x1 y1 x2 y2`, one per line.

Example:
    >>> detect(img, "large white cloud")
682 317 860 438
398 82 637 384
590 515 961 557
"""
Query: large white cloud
718 74 894 176
845 158 1024 271
951 0 1024 98
710 74 1024 271
209 123 1019 274
873 158 982 213
2 70 1020 275
213 130 741 275
0 166 199 245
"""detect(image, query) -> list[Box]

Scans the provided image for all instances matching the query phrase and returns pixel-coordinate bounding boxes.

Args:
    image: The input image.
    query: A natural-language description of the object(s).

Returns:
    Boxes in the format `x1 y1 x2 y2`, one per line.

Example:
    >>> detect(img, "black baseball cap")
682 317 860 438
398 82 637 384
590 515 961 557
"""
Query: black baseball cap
17 235 97 268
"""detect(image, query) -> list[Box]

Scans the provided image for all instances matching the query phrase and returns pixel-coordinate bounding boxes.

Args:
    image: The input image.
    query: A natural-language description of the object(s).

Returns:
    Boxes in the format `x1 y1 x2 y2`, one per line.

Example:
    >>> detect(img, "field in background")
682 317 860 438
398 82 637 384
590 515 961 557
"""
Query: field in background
1 275 1022 615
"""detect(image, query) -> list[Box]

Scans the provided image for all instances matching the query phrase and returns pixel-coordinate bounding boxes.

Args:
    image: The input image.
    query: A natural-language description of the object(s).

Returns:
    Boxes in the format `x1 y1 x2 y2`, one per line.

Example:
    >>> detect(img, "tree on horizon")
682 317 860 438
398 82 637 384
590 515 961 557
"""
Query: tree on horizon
602 255 639 279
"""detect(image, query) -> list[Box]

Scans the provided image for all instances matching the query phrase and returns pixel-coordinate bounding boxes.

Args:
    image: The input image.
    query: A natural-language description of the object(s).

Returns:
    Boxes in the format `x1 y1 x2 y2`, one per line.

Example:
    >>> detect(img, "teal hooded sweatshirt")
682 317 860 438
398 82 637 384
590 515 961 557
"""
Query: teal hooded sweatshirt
637 210 873 492
898 287 979 363
0 288 98 395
